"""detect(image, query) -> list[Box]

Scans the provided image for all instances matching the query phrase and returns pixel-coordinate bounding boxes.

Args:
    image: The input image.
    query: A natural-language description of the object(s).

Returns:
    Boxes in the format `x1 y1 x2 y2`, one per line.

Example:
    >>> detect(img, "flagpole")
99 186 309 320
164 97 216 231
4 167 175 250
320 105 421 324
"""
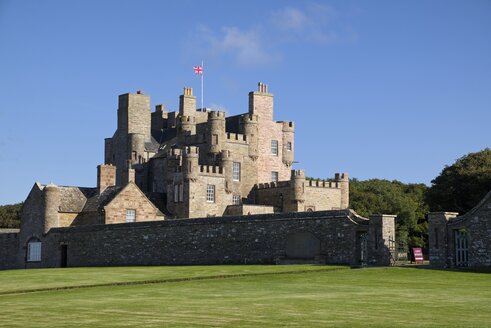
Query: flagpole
201 60 204 110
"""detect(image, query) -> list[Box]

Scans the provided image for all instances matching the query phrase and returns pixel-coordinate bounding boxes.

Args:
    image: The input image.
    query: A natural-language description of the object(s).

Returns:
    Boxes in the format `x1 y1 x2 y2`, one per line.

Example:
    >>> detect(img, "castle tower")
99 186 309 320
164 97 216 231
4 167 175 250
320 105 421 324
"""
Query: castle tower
282 121 294 166
178 115 196 144
179 87 196 116
127 133 146 165
151 104 168 132
221 150 233 193
183 146 199 182
241 114 259 160
43 183 60 233
97 164 116 193
291 170 306 203
166 148 182 180
117 92 151 140
248 82 273 122
335 173 349 209
207 111 226 155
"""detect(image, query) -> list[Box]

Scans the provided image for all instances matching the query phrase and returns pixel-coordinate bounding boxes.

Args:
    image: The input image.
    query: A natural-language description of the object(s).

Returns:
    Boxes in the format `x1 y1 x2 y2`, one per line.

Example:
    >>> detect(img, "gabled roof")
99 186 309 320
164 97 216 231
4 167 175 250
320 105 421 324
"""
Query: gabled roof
449 189 491 225
82 186 123 212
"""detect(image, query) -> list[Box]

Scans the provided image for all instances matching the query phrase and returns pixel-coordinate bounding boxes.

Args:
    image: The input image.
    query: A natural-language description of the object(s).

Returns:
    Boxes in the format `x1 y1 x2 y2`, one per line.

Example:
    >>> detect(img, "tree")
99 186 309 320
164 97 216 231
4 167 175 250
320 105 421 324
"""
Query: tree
349 179 429 249
0 202 23 228
426 148 491 213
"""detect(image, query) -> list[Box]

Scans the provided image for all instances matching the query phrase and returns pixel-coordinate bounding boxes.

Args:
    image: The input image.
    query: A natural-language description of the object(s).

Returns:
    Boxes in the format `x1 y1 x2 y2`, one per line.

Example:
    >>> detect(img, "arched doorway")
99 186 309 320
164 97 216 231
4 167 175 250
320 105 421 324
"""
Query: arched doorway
285 231 320 259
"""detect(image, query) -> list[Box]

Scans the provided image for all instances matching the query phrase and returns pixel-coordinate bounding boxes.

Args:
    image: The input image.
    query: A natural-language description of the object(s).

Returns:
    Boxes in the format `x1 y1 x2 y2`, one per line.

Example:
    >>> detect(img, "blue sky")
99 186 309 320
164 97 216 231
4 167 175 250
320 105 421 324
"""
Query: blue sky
0 0 490 205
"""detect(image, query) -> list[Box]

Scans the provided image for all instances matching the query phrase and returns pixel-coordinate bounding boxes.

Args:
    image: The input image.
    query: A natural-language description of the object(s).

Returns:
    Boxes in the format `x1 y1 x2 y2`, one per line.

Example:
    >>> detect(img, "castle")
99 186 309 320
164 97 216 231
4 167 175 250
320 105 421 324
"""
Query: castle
102 82 348 219
0 82 400 270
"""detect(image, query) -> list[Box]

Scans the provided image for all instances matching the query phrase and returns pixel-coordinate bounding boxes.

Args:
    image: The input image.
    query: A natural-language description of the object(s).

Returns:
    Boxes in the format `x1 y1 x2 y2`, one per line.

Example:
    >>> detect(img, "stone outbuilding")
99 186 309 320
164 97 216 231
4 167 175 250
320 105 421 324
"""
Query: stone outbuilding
428 190 491 268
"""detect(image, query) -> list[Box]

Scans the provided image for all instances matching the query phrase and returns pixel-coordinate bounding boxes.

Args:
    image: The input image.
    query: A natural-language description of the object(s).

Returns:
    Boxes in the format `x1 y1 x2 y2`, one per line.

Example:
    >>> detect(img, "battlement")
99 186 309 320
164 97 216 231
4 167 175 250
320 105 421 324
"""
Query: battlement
155 104 166 113
183 87 193 96
281 121 294 131
208 111 226 119
226 132 247 143
199 165 224 176
167 148 182 159
307 180 340 189
291 170 305 179
241 113 259 123
184 146 199 156
180 115 196 123
255 181 291 189
334 173 349 181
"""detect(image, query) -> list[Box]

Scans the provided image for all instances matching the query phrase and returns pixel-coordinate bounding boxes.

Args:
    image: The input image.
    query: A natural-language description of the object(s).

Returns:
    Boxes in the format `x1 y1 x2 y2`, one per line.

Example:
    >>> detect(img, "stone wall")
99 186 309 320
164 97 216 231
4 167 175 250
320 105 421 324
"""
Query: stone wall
0 232 19 270
429 191 491 268
1 210 401 270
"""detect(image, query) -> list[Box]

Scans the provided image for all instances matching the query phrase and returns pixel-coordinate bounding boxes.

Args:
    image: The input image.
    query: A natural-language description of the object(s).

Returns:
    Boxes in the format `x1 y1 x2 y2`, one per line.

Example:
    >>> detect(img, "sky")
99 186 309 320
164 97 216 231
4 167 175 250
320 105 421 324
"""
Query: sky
0 0 490 205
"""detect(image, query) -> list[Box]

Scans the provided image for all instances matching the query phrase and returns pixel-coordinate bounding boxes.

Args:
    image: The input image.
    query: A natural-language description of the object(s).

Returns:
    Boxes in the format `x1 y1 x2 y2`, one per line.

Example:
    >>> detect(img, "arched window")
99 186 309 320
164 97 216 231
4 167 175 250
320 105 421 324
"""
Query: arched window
27 238 42 262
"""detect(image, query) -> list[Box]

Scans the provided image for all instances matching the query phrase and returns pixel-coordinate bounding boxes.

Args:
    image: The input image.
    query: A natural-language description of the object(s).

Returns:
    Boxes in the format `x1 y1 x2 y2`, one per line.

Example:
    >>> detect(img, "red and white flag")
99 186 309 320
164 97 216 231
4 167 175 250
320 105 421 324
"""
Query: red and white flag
193 65 203 75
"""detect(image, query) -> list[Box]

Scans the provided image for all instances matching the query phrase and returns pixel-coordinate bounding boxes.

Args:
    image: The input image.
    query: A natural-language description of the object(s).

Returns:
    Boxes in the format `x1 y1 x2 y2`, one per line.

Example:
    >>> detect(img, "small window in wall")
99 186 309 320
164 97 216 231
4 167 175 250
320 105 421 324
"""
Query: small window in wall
287 142 292 151
126 209 136 223
213 134 219 145
207 184 215 203
233 162 241 181
271 140 278 155
179 184 184 202
272 171 279 182
27 239 42 262
174 184 179 202
233 195 241 205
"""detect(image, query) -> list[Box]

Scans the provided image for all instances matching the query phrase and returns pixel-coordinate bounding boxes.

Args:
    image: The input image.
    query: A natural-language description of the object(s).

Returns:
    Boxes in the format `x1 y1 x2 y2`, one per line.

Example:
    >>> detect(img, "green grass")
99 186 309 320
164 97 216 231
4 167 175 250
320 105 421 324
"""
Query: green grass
0 265 490 327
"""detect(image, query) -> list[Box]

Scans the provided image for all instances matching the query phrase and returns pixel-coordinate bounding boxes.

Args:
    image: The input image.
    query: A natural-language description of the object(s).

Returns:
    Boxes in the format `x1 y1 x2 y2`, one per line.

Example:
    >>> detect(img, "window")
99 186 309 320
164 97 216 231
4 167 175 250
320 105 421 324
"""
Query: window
271 171 278 182
174 184 184 202
233 162 241 181
271 140 278 155
27 239 41 262
174 184 179 202
213 134 218 145
233 195 241 205
206 184 215 203
126 209 136 223
287 142 292 151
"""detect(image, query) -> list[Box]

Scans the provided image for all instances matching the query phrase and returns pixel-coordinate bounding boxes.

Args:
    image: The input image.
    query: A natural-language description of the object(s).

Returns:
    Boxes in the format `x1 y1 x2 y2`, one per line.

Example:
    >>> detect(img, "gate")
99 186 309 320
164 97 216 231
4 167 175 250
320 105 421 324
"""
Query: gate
357 232 368 266
454 229 469 267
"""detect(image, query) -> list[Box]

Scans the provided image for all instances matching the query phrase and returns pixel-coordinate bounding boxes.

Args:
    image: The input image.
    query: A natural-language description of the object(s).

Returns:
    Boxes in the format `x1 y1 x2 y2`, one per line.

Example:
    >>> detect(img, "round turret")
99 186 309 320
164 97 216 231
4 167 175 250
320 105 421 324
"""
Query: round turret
183 146 199 181
282 121 294 166
43 182 60 233
128 133 145 164
207 111 226 154
335 173 349 209
178 115 196 144
291 170 305 203
221 150 233 193
241 114 259 160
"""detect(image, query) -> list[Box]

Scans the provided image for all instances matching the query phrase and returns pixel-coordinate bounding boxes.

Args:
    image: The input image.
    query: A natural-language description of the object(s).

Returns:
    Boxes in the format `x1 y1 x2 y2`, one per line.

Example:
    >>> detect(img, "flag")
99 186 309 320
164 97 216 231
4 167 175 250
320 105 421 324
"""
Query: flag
193 65 203 75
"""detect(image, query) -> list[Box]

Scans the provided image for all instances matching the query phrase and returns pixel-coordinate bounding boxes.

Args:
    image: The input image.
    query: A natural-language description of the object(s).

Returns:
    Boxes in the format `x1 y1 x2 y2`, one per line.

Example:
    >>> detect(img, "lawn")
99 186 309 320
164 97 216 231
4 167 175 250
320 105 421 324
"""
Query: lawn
0 265 489 327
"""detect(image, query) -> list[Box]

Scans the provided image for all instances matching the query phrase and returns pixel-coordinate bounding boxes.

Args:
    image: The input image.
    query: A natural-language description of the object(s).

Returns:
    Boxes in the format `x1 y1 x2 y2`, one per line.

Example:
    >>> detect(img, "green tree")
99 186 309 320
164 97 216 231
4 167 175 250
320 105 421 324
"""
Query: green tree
426 148 491 213
349 179 429 249
0 202 23 228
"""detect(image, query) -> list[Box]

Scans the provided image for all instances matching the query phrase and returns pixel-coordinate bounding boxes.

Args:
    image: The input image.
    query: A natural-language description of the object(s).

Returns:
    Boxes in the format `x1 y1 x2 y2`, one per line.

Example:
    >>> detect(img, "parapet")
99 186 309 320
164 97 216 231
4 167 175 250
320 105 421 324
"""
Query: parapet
307 180 340 189
184 146 199 157
180 115 196 123
255 181 290 189
226 132 247 143
208 111 226 119
334 173 349 181
291 170 305 179
167 148 182 159
281 121 294 132
241 113 259 123
155 104 166 113
199 165 224 176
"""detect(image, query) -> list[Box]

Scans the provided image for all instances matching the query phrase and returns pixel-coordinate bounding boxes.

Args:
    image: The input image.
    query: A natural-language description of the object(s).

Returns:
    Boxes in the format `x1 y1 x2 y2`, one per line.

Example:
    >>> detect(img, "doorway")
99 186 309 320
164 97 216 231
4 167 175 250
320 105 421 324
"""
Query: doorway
60 244 68 268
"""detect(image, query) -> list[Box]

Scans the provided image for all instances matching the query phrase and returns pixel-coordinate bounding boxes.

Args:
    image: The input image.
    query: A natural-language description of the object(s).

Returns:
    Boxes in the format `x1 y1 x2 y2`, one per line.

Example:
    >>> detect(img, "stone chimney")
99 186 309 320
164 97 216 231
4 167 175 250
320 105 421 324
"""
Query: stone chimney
97 164 116 193
122 164 136 185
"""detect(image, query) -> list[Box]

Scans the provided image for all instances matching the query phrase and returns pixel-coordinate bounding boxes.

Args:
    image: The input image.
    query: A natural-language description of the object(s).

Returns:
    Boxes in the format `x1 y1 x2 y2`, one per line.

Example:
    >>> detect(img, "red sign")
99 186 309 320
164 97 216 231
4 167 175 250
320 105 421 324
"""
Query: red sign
412 247 424 263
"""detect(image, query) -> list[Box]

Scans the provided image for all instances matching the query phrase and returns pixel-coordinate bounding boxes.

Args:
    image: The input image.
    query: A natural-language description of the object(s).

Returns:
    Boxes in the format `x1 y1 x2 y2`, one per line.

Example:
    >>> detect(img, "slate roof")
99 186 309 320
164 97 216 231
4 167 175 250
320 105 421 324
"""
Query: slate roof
81 186 123 212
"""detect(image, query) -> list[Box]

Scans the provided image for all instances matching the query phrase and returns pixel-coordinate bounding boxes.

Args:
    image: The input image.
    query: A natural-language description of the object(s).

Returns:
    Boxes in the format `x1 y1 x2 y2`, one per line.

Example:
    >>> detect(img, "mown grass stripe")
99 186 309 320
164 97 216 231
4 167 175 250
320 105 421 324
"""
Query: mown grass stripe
0 266 348 296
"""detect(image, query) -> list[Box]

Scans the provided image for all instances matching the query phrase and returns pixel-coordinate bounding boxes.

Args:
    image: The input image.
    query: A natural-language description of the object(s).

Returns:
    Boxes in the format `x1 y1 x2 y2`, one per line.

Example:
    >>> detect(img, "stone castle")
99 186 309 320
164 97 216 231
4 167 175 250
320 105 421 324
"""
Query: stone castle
102 82 348 219
1 82 401 271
